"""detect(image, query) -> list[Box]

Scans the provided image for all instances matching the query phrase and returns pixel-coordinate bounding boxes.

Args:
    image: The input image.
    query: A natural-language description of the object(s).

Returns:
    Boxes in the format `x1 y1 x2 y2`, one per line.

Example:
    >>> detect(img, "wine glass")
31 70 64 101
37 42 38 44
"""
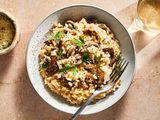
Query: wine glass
128 0 160 37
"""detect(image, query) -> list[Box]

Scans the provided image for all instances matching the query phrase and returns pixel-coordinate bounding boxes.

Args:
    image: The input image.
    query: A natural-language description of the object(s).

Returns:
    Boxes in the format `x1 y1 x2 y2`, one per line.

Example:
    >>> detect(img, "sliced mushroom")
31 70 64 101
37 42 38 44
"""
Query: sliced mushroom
96 68 105 86
60 78 71 88
66 48 75 57
76 59 82 65
66 20 74 25
74 54 81 59
84 64 94 70
103 48 115 66
58 40 62 49
98 24 110 31
44 40 52 45
86 40 99 47
103 48 114 58
109 58 115 67
46 56 59 76
85 73 94 83
66 20 77 29
84 64 96 73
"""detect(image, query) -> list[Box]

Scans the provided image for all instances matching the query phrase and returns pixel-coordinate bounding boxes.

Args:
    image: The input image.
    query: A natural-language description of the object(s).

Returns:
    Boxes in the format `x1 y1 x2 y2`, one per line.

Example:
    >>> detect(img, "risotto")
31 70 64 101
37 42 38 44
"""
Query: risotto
39 18 122 105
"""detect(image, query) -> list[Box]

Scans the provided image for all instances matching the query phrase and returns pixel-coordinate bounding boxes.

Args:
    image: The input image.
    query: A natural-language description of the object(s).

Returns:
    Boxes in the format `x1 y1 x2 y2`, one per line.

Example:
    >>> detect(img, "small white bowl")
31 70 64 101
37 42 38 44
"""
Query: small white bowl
26 5 136 115
0 9 20 55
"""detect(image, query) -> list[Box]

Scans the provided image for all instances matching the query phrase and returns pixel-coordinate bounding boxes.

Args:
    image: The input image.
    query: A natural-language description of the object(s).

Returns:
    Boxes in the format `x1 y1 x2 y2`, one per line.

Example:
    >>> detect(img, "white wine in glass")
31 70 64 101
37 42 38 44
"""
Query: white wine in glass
128 0 160 35
137 0 160 30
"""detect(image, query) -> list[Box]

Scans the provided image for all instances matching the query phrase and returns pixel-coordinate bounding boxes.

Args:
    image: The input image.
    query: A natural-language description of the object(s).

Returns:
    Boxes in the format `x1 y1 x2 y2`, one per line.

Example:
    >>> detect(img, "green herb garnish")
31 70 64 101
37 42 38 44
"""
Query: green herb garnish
82 53 92 63
60 64 78 74
42 63 49 68
79 36 85 44
57 49 63 59
97 56 102 66
51 31 64 40
73 25 78 29
72 38 85 47
73 66 78 75
65 64 72 71
60 64 72 72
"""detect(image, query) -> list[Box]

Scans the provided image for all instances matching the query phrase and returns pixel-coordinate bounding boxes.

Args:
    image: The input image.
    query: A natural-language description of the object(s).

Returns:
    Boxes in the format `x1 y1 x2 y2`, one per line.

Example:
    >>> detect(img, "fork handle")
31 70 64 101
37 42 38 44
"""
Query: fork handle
69 94 95 120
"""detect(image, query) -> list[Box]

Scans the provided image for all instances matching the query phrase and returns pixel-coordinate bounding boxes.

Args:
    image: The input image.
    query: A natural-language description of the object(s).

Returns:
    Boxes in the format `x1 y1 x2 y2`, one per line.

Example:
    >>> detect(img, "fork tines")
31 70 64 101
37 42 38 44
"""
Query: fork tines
110 58 129 82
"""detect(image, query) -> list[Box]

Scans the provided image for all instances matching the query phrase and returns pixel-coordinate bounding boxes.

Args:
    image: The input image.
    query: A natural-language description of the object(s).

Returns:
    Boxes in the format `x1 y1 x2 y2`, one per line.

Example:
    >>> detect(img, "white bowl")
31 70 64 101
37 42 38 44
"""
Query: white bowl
26 5 136 115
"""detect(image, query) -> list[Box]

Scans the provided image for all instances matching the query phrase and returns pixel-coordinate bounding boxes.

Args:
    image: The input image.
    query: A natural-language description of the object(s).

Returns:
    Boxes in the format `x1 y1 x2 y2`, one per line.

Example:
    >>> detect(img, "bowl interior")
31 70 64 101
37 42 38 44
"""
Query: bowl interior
0 10 20 55
27 5 135 115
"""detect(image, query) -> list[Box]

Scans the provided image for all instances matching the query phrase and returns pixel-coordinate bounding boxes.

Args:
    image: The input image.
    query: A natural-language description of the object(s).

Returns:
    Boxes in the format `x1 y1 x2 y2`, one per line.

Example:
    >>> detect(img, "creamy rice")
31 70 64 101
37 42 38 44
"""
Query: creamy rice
39 18 121 105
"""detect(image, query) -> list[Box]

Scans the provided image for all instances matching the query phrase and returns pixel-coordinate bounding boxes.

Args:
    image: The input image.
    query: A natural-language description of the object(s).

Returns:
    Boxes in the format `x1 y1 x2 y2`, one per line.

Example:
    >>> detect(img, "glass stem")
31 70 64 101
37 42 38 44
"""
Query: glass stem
128 19 160 38
128 19 144 34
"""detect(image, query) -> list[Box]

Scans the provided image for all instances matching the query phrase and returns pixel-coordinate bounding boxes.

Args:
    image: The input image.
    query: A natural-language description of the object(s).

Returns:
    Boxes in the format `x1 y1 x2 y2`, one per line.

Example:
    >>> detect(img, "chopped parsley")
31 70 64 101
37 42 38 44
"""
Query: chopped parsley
72 37 85 47
73 66 78 75
65 64 72 71
82 53 92 63
60 64 79 75
79 36 85 44
60 64 73 73
51 31 64 40
57 49 63 60
73 25 78 29
97 56 102 66
42 63 49 68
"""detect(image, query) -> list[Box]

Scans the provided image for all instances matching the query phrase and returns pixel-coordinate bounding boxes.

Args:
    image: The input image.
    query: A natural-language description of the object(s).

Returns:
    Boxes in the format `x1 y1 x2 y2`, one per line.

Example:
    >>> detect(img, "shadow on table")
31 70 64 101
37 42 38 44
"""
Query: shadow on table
0 50 14 85
131 31 159 53
77 95 127 120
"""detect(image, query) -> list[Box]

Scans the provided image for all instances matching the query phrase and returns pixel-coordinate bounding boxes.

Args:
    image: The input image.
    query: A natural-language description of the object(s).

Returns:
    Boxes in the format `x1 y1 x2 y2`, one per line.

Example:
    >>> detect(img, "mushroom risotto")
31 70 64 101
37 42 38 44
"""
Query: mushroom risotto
39 18 122 105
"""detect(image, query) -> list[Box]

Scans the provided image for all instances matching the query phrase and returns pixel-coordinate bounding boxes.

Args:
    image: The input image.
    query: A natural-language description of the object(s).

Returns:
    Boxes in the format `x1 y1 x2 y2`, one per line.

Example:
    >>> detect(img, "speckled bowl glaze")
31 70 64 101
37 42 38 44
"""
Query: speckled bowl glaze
26 5 136 115
0 9 20 55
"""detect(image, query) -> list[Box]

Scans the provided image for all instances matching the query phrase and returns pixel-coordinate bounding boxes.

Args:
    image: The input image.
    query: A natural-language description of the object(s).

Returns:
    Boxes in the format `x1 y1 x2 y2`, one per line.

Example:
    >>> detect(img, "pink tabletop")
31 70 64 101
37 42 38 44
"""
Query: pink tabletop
0 0 160 120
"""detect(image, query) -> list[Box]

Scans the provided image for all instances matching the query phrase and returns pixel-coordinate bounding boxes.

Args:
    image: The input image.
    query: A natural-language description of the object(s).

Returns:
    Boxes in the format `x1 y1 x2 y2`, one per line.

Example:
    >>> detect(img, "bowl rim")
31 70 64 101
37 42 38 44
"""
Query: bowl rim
0 9 20 55
26 4 136 115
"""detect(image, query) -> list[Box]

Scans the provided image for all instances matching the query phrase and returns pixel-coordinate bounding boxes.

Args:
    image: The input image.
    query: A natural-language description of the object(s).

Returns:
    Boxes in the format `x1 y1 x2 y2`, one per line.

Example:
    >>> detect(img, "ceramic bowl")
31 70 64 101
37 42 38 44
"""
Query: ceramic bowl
26 5 136 115
0 9 20 55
